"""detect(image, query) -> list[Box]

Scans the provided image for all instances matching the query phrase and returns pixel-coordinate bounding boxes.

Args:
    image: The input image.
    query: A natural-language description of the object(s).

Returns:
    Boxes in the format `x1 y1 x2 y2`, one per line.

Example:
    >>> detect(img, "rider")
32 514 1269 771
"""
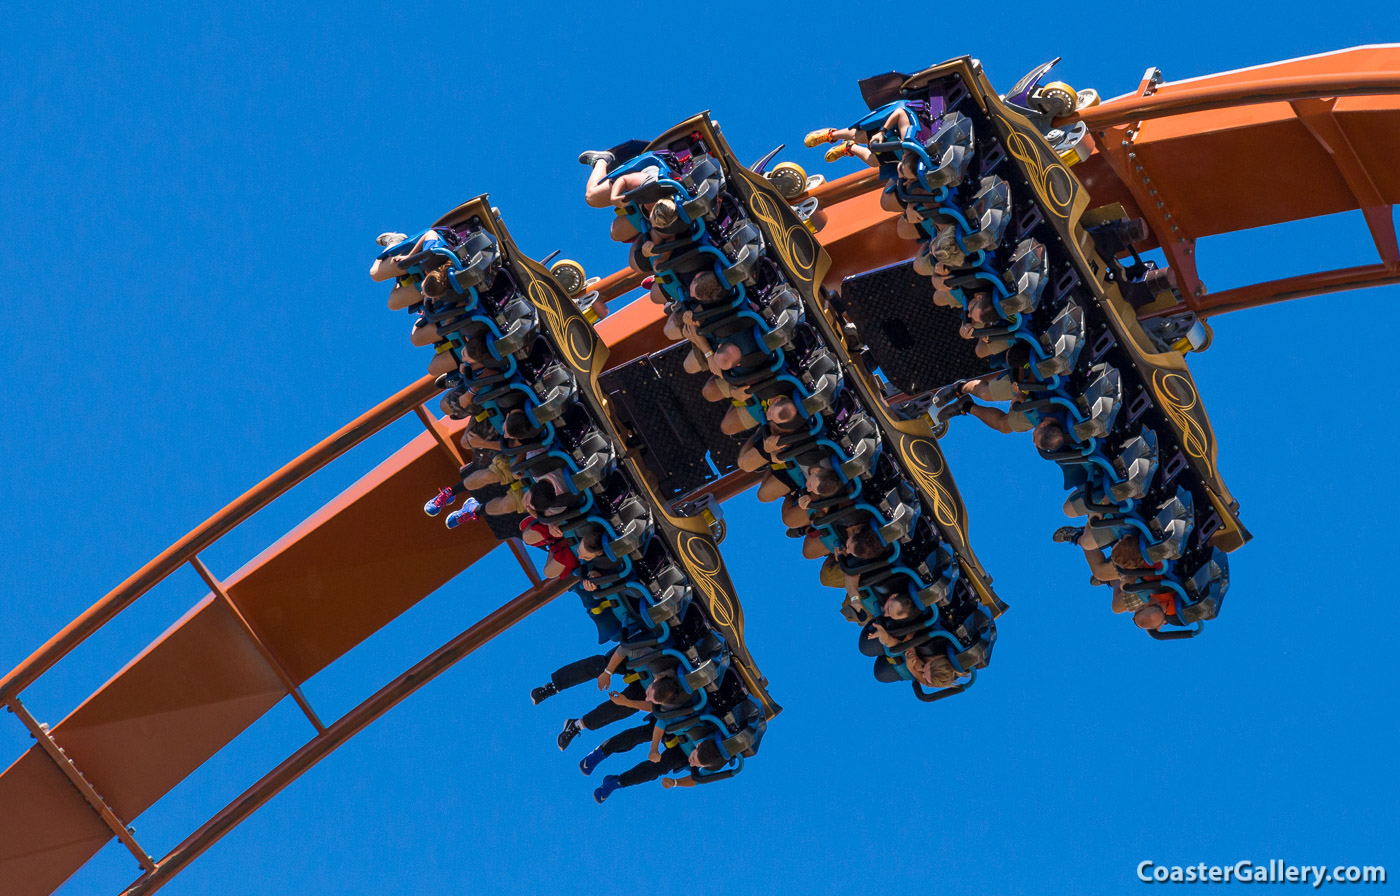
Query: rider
591 737 729 803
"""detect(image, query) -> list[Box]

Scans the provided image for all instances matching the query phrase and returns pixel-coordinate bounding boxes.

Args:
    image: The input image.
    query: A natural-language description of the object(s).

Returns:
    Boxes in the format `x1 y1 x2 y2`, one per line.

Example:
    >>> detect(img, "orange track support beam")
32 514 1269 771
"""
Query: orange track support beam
1072 45 1400 318
0 376 441 705
120 576 572 896
0 406 487 896
1075 72 1400 129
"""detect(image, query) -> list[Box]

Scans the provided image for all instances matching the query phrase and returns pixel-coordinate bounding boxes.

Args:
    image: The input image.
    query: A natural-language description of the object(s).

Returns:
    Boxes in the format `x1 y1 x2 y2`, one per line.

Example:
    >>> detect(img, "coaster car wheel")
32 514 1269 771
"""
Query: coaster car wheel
767 161 809 201
550 259 587 297
1031 80 1078 119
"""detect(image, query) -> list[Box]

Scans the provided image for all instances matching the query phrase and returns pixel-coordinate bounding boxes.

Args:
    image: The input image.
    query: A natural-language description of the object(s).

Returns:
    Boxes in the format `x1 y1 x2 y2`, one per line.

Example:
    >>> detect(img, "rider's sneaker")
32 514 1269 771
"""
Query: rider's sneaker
445 498 482 529
558 719 582 751
930 382 966 407
579 150 615 167
1052 525 1085 544
376 232 407 248
824 141 855 163
942 395 975 418
579 747 606 776
593 775 621 804
531 682 559 705
804 128 837 147
424 488 457 517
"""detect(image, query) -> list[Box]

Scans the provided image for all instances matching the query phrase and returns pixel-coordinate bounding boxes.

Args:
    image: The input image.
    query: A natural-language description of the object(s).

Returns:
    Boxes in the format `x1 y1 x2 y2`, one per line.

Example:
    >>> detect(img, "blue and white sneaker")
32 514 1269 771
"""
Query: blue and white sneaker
424 488 457 517
445 498 482 529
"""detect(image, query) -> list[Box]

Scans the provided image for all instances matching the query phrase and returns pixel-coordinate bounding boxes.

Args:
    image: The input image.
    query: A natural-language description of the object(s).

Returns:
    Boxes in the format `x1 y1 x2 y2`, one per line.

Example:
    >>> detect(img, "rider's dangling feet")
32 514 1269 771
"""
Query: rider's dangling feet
939 394 975 420
1053 526 1085 543
804 128 838 147
558 718 582 751
930 381 968 408
579 747 606 776
424 487 458 517
445 498 482 529
824 141 856 163
931 394 975 438
593 774 621 804
578 150 615 167
531 682 559 705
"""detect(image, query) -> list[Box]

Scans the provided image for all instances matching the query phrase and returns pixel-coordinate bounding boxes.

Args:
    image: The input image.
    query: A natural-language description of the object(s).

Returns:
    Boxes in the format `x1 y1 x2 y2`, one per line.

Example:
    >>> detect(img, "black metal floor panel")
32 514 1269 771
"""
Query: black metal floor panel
840 261 991 395
600 341 739 499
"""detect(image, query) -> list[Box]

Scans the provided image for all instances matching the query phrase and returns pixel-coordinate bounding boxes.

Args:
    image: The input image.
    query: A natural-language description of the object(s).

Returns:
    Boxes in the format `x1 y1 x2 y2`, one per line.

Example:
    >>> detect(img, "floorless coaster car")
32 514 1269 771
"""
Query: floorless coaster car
849 58 1245 636
440 200 777 690
380 207 778 772
652 221 979 664
896 59 1244 536
594 117 1003 700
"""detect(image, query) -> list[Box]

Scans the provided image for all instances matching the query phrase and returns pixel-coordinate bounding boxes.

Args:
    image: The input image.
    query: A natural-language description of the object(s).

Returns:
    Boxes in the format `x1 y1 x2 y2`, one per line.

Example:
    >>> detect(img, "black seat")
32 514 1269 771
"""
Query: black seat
963 175 1012 252
1002 238 1047 316
1070 363 1122 441
1107 429 1159 502
681 156 725 220
1143 486 1194 563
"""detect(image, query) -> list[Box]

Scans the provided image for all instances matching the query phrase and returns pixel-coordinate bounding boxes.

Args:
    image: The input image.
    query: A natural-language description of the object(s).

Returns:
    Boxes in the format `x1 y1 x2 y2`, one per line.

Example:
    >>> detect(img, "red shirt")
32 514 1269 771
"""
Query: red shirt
520 517 580 574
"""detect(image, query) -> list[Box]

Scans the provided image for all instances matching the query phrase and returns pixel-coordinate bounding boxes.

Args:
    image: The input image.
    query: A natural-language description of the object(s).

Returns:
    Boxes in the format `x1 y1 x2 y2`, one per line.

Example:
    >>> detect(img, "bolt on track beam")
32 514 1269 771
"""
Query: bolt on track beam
5 697 156 873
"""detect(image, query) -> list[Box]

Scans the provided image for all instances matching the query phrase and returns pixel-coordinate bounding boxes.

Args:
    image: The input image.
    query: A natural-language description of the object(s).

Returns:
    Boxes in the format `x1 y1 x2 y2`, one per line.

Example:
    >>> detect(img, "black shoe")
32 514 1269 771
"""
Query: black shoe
930 382 966 407
557 719 582 751
531 682 558 705
1052 525 1084 544
579 150 615 167
935 394 975 423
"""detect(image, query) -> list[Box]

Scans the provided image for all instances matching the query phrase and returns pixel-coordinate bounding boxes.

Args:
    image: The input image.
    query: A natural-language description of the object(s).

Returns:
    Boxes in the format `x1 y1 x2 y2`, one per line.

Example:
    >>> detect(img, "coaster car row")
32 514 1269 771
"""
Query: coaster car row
370 199 776 798
583 115 1005 701
831 57 1247 637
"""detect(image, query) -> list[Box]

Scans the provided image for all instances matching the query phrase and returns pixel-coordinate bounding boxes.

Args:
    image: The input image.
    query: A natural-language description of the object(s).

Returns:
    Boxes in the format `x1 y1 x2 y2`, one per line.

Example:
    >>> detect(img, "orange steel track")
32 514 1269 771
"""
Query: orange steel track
3 44 1398 896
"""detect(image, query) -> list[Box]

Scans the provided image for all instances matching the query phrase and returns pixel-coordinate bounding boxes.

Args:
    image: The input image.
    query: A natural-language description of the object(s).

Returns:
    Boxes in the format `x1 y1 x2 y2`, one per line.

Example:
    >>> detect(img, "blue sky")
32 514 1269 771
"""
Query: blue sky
2 3 1398 894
